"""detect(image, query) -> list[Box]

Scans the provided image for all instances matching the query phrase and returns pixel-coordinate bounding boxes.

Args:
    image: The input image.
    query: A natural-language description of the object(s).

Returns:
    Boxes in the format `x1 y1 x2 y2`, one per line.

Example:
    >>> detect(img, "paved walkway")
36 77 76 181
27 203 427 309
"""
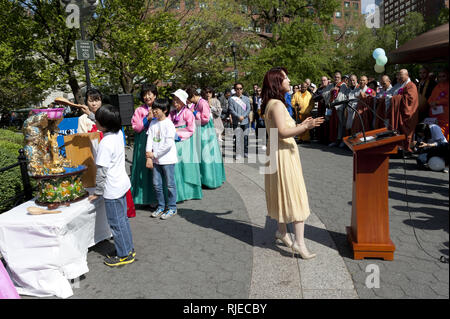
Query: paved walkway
18 131 449 299
292 142 449 299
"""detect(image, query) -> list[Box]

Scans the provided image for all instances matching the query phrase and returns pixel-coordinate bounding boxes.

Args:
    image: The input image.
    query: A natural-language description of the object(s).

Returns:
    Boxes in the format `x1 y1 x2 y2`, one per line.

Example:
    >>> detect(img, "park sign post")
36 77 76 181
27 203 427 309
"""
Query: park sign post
75 40 95 61
61 0 98 89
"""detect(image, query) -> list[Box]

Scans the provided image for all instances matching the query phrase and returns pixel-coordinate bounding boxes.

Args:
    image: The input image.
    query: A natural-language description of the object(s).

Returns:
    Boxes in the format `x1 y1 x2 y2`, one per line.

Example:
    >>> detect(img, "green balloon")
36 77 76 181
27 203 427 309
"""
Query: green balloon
376 55 388 66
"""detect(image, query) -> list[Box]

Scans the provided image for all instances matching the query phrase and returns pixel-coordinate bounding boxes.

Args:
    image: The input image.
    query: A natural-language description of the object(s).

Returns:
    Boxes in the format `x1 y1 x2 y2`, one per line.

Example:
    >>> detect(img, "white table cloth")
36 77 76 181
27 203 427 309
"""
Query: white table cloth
0 189 111 298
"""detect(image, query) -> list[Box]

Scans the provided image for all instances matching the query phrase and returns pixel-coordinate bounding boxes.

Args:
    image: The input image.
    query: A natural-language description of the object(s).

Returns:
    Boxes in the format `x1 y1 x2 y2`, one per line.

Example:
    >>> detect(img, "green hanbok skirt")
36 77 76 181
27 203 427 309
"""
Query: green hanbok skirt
130 130 157 205
174 130 203 202
197 119 226 188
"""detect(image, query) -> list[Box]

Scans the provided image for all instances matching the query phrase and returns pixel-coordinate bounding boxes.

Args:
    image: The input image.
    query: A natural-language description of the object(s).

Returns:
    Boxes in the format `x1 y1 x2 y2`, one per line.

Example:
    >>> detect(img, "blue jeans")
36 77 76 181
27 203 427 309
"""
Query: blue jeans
153 164 177 210
104 194 134 258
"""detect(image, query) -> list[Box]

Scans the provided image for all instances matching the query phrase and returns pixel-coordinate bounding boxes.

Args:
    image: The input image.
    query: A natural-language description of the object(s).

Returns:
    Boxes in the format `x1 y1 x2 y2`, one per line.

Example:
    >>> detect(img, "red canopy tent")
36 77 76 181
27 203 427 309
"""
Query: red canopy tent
387 23 449 64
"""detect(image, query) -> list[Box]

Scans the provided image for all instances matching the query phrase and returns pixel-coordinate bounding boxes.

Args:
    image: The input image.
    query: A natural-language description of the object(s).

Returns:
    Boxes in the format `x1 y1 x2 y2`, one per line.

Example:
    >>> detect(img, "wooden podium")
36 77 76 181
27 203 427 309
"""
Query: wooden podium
343 128 405 261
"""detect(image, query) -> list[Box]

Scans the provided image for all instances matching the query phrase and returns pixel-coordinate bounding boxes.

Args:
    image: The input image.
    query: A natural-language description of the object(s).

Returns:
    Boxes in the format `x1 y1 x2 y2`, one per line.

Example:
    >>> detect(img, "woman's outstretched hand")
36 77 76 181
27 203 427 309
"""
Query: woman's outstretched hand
298 117 325 130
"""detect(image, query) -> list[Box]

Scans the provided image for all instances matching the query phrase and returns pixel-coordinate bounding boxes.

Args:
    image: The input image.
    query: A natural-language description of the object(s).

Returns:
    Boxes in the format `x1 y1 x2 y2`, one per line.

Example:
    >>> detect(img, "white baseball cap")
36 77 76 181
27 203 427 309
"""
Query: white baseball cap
172 89 188 105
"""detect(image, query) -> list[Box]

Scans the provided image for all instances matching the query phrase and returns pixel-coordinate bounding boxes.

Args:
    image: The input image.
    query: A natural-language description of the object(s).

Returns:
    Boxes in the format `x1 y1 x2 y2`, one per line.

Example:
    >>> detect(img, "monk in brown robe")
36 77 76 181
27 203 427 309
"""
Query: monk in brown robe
390 69 419 153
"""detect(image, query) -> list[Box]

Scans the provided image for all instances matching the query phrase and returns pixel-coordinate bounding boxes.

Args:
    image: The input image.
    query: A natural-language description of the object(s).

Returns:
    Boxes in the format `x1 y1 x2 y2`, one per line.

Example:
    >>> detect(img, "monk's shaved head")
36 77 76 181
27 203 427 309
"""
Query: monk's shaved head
381 75 391 90
398 69 409 83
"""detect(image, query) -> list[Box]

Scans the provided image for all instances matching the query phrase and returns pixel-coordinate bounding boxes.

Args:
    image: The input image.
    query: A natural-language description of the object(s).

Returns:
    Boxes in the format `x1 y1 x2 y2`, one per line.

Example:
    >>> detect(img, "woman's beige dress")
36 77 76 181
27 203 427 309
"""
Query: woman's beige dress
264 99 311 223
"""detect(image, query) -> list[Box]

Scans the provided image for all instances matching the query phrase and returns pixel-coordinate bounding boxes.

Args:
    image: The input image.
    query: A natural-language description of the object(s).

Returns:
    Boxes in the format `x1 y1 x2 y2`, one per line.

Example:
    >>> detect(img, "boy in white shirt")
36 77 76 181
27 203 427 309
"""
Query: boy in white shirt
146 98 178 219
88 104 135 267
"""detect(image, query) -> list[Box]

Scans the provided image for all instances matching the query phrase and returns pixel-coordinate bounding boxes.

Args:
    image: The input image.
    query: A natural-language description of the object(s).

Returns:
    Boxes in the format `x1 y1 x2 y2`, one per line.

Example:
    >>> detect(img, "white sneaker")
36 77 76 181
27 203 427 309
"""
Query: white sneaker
160 209 177 220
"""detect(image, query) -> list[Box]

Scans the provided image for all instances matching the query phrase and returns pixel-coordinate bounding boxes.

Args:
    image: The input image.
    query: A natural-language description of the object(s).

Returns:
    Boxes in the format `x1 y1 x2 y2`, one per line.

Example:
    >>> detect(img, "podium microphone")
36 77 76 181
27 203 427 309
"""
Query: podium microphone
332 97 401 140
330 98 359 107
327 99 367 142
356 97 400 135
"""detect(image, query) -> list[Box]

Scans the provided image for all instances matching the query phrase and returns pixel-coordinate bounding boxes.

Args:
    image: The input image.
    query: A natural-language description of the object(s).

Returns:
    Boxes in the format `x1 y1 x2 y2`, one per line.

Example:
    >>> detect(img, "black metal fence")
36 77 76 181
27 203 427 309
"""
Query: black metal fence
0 148 33 213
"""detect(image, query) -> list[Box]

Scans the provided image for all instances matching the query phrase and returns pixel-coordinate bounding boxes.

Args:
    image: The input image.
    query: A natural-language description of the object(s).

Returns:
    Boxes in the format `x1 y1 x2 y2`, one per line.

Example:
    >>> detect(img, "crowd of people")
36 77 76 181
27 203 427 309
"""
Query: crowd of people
69 65 447 267
214 67 448 172
74 84 227 267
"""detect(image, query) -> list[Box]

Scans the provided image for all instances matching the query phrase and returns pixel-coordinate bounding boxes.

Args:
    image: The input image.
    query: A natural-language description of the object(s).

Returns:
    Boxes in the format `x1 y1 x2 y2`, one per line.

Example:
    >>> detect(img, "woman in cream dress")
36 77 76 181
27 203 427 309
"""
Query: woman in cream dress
261 67 324 259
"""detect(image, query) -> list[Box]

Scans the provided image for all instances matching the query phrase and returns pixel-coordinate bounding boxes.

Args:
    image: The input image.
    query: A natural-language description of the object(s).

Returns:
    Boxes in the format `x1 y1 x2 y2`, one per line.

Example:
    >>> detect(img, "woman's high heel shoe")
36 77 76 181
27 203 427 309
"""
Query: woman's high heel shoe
275 231 293 248
291 242 316 260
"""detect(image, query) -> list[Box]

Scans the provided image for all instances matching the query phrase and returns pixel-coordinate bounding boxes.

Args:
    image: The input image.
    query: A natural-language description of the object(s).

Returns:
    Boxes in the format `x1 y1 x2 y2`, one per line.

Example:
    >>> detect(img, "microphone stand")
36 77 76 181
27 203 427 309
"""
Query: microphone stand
355 97 399 135
329 98 367 143
344 101 367 143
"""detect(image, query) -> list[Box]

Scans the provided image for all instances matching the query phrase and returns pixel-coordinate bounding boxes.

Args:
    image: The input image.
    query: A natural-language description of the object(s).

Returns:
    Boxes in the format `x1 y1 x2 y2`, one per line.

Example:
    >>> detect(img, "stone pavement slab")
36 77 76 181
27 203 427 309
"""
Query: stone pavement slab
291 142 449 299
226 160 357 299
12 132 448 299
73 179 253 299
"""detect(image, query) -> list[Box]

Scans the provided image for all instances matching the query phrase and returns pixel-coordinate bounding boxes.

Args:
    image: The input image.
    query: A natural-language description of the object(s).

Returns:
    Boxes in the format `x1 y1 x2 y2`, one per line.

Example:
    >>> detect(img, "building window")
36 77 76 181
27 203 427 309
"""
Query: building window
199 2 207 8
344 1 350 8
265 24 273 33
353 2 359 10
336 11 342 18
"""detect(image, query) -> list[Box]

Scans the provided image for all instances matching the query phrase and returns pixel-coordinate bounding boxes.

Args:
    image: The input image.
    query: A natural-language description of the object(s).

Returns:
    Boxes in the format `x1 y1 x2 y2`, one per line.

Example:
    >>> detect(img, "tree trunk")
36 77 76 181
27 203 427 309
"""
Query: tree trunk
120 72 134 94
67 69 83 104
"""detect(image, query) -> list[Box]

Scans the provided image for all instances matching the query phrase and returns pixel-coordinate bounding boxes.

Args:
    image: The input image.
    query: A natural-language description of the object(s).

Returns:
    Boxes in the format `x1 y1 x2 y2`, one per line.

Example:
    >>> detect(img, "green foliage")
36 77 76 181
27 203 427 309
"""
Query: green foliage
0 129 24 146
397 12 426 46
0 0 51 112
2 0 448 113
167 0 248 90
0 140 21 158
437 7 449 25
0 140 23 212
334 11 433 81
94 0 181 93
238 0 340 87
1 0 88 104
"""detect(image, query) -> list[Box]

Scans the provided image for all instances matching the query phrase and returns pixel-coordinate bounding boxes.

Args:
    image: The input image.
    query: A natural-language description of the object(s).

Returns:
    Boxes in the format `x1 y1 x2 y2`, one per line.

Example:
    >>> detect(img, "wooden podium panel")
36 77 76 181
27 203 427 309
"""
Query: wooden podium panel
344 128 405 261
64 132 101 188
